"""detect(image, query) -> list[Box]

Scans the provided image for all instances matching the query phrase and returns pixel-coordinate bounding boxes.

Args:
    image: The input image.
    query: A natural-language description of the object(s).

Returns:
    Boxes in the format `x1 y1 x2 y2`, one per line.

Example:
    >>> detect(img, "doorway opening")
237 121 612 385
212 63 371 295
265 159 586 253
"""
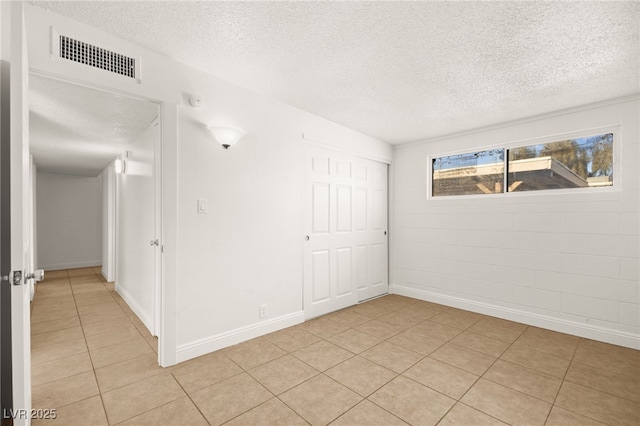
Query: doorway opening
28 72 163 361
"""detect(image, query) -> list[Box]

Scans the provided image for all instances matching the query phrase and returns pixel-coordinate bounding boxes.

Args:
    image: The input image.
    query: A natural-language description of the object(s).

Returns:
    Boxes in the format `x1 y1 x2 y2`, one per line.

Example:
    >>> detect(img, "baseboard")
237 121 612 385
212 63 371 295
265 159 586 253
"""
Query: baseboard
391 284 640 350
41 260 101 271
176 311 305 363
116 284 154 335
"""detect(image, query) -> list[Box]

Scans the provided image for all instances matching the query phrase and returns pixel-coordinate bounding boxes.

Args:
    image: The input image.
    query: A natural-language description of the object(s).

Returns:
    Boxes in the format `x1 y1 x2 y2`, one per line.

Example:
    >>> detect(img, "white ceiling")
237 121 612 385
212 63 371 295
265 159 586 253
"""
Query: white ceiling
30 1 639 150
30 74 158 176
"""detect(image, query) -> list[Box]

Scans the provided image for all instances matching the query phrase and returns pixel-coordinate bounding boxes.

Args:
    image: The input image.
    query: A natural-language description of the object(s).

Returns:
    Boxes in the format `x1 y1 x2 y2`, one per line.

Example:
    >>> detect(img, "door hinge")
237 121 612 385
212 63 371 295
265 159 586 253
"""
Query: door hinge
1 270 23 286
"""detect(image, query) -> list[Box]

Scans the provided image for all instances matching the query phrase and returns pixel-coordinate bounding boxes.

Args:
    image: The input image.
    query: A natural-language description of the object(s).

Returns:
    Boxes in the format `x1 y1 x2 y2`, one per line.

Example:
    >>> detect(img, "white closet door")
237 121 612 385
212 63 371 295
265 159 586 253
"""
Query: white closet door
355 160 388 302
304 147 388 319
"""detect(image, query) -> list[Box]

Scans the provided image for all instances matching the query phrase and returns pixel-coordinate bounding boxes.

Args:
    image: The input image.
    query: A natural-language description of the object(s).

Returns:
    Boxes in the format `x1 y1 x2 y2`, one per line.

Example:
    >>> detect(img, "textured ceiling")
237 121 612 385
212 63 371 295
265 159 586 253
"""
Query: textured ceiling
30 1 639 146
30 74 158 176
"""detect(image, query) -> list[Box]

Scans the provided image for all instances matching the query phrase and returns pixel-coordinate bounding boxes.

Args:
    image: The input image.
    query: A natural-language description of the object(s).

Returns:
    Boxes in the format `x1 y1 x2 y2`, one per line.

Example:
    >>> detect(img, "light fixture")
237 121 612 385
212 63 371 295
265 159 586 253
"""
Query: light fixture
207 126 245 149
114 158 126 174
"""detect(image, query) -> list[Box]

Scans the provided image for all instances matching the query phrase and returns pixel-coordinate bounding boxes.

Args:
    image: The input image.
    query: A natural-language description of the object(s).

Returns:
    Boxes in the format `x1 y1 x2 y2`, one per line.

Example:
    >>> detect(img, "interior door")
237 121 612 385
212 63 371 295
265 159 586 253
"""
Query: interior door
5 3 32 424
355 160 389 301
304 147 389 318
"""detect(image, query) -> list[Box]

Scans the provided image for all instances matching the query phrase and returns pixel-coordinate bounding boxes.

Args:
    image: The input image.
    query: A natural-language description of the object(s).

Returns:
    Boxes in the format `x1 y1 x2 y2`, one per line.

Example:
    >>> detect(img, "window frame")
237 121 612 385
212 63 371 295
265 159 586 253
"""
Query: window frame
427 125 620 200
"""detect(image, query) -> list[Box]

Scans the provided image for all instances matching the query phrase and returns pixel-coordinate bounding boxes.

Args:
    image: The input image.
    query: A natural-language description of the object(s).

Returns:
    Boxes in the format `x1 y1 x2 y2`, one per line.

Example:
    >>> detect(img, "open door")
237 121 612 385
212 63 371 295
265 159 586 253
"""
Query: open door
2 4 36 425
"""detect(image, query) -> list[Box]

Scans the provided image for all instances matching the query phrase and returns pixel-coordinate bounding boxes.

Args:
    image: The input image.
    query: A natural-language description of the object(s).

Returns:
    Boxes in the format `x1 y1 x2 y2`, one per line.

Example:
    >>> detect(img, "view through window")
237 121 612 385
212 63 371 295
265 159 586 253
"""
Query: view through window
431 132 613 197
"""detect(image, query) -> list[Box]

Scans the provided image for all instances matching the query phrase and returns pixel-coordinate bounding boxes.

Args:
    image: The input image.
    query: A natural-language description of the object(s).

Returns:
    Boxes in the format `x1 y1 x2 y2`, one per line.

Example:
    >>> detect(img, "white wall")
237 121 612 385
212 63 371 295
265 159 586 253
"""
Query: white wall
101 165 115 281
115 120 158 334
391 98 640 349
24 4 392 364
36 172 102 271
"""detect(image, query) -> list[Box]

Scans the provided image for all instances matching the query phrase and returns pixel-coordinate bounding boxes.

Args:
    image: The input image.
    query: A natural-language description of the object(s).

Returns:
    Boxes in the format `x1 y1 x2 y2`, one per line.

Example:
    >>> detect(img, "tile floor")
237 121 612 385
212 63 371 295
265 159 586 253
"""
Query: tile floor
30 268 639 425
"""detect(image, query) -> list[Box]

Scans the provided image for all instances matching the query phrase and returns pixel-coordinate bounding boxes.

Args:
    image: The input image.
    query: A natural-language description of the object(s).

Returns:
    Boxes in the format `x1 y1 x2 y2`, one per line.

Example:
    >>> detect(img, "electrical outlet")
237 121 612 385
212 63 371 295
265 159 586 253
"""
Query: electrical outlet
259 304 268 319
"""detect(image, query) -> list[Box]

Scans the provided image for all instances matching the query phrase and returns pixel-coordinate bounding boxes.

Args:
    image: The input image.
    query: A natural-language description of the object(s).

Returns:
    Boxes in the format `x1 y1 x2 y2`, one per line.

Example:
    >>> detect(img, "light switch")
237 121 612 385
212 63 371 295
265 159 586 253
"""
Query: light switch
197 199 208 214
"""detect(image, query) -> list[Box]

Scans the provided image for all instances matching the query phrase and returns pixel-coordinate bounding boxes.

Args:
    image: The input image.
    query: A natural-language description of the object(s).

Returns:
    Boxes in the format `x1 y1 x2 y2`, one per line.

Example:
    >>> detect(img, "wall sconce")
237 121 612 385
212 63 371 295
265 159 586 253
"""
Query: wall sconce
207 126 245 149
114 158 126 174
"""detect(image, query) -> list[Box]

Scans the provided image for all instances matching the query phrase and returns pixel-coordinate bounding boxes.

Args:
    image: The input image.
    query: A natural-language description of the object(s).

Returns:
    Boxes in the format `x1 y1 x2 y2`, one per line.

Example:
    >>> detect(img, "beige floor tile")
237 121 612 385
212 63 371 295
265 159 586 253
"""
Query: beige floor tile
102 373 185 424
280 374 362 425
438 402 508 426
31 326 85 348
249 354 319 395
483 359 561 403
377 311 426 328
190 373 272 425
461 379 551 426
449 331 511 358
89 338 155 369
31 306 78 324
328 328 382 354
300 316 350 339
31 315 80 336
555 381 640 425
118 396 208 425
545 406 607 426
429 309 484 330
291 340 354 371
85 324 142 351
77 300 122 315
79 305 128 325
82 317 135 337
145 335 158 353
32 371 99 409
265 326 321 352
360 341 423 373
33 286 74 300
43 270 69 279
403 357 478 399
31 338 88 366
74 292 116 307
224 337 287 370
513 327 580 360
430 343 496 375
573 338 640 376
500 342 570 378
225 397 308 426
367 295 416 311
467 317 526 343
332 399 409 426
171 351 243 394
399 301 446 319
369 375 455 426
565 360 640 402
349 302 393 318
31 352 93 387
328 310 373 327
410 320 464 341
32 396 108 426
130 316 153 338
355 319 406 340
68 267 97 276
32 295 77 311
325 356 397 397
387 329 446 355
95 353 164 392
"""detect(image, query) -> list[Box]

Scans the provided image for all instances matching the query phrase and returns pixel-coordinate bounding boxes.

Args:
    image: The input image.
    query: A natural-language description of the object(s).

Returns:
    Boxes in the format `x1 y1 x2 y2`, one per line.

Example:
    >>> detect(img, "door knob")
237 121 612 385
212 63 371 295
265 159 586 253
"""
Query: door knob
26 269 45 282
150 239 159 246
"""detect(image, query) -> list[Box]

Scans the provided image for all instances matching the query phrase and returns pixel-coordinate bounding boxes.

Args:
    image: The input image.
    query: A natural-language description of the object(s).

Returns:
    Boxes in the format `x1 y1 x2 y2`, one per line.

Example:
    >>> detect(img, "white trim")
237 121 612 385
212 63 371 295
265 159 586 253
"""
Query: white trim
390 284 640 350
41 260 101 271
302 134 392 165
397 94 640 149
116 283 153 335
176 311 305 364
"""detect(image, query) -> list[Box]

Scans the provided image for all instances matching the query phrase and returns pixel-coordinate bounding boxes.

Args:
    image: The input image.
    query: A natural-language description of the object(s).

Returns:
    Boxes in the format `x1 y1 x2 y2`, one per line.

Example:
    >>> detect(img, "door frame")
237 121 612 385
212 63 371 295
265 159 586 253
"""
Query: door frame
28 70 165 363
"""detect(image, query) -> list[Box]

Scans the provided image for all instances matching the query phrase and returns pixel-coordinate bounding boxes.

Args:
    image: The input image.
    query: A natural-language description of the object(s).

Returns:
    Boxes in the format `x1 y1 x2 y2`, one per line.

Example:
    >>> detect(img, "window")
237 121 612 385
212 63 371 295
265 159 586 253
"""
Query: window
507 133 613 192
430 132 614 197
432 149 504 197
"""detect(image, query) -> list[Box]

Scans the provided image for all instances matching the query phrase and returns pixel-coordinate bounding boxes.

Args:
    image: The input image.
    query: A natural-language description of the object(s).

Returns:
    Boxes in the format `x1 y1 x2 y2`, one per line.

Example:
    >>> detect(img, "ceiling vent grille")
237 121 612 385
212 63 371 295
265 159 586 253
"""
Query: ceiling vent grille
59 35 136 79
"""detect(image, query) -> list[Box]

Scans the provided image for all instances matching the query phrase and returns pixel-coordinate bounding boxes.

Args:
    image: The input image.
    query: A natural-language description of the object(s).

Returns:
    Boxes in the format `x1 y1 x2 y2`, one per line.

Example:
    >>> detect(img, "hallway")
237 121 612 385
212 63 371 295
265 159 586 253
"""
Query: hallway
30 269 639 425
